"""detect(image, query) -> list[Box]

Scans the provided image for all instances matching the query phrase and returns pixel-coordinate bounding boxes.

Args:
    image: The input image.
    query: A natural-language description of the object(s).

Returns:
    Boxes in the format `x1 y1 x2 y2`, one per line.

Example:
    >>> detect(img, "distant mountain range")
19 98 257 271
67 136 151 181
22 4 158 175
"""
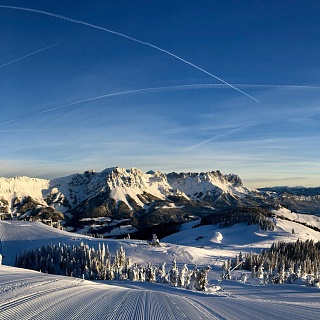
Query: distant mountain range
0 167 319 238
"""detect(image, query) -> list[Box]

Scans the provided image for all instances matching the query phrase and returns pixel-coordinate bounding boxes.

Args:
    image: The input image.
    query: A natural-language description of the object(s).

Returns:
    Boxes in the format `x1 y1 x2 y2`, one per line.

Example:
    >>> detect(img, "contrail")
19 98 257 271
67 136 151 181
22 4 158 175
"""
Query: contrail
175 83 320 90
0 84 220 127
1 82 318 127
0 5 260 103
36 84 229 114
217 84 320 90
0 43 59 68
35 86 185 114
183 120 260 152
0 119 18 126
36 82 320 115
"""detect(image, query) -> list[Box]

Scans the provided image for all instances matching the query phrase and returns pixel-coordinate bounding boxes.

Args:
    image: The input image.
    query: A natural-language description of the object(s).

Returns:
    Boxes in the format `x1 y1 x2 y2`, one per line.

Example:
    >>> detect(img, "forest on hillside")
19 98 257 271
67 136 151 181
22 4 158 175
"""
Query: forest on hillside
200 207 275 230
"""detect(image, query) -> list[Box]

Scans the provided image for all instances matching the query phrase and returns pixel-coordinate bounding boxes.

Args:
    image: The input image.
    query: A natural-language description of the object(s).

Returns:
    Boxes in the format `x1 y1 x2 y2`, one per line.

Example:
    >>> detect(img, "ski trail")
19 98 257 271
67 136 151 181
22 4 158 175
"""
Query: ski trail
0 5 259 103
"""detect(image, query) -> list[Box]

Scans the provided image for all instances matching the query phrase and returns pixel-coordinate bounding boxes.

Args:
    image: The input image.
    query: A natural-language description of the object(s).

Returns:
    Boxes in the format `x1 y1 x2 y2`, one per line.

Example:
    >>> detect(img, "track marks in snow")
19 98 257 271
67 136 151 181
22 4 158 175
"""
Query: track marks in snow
1 266 320 319
0 280 85 319
184 297 223 320
0 269 220 320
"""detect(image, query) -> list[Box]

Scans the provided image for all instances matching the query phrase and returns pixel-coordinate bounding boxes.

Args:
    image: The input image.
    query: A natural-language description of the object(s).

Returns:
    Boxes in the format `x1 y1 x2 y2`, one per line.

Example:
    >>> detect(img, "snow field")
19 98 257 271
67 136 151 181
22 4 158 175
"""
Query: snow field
1 212 320 319
0 266 219 320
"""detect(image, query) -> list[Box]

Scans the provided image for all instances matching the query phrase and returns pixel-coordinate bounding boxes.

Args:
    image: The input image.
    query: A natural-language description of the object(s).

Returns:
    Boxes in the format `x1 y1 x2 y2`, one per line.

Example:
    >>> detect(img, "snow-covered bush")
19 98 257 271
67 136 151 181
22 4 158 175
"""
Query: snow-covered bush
149 234 160 246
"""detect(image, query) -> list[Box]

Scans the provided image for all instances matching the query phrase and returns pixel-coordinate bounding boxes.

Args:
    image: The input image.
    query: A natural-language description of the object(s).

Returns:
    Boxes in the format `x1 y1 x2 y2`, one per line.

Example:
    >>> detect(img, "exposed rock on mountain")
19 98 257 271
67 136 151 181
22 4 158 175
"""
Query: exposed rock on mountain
259 186 320 214
0 167 319 237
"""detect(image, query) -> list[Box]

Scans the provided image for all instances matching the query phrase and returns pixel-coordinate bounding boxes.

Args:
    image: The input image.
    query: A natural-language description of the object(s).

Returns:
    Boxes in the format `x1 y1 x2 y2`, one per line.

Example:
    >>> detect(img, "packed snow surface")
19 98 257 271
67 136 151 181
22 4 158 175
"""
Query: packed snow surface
273 206 320 228
1 265 320 319
1 212 320 319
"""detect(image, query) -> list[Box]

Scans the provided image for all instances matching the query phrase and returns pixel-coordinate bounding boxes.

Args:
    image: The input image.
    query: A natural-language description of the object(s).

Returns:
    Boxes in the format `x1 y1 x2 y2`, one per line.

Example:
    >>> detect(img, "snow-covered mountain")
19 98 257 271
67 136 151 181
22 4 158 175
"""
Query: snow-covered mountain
0 167 253 220
0 167 253 211
0 167 319 236
259 186 320 214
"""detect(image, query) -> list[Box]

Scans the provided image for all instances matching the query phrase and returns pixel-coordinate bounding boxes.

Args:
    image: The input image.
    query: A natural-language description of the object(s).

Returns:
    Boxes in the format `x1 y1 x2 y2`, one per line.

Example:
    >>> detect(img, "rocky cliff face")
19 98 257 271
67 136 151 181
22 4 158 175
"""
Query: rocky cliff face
1 167 319 237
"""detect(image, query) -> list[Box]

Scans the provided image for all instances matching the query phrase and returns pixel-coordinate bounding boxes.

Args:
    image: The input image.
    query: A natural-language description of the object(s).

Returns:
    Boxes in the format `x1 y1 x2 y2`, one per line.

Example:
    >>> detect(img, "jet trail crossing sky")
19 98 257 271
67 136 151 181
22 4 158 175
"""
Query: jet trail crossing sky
1 84 252 125
182 120 261 152
1 82 319 129
1 1 320 188
0 5 260 103
0 43 59 68
35 83 320 115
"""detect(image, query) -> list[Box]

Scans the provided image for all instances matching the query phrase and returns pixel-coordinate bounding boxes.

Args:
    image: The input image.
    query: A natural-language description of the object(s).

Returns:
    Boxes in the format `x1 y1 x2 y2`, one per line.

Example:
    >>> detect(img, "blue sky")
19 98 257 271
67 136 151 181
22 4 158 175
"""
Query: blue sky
1 0 320 187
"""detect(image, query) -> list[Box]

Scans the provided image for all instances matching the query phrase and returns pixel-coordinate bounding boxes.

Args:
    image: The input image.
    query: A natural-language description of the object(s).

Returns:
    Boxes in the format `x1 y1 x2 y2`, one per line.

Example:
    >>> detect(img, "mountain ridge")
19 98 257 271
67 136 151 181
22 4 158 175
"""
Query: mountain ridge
1 167 319 237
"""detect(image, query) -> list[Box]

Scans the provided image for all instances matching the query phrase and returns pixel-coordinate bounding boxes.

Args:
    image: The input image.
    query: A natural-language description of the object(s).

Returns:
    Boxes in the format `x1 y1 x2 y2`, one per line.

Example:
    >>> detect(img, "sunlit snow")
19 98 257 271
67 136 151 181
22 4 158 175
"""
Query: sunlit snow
1 208 320 319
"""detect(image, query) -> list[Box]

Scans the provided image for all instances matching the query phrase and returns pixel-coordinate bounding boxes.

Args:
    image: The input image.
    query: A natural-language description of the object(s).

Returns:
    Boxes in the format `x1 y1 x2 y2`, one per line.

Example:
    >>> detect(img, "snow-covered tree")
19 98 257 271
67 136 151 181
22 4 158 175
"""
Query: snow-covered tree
197 266 211 291
157 262 167 284
149 234 160 246
169 257 179 287
145 262 156 283
187 264 199 290
15 242 212 291
178 264 188 287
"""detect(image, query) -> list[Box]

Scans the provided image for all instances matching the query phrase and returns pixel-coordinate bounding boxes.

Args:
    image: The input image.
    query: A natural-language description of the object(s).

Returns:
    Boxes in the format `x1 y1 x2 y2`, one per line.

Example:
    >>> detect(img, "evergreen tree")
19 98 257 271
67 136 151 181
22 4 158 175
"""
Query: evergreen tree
169 257 179 287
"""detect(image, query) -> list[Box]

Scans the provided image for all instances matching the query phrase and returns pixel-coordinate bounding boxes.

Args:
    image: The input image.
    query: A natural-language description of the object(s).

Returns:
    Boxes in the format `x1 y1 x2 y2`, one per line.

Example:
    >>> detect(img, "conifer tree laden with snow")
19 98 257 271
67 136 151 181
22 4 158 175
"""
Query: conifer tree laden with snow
178 264 188 287
145 262 156 283
237 239 320 286
169 257 179 287
15 242 211 291
157 262 167 284
187 264 199 290
197 266 211 291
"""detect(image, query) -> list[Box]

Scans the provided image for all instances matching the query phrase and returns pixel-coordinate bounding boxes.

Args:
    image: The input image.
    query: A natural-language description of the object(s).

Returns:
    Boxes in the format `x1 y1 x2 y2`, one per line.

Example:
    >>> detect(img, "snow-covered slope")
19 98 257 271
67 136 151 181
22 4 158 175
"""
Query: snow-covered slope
272 206 320 228
0 167 254 216
2 209 320 269
1 168 319 237
2 265 320 320
0 266 216 320
167 171 251 199
0 167 262 236
0 176 50 205
1 214 320 319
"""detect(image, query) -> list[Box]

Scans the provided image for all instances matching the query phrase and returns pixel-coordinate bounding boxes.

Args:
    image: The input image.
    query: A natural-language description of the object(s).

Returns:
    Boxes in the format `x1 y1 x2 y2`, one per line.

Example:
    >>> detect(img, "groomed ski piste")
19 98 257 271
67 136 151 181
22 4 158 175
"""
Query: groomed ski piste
1 207 320 319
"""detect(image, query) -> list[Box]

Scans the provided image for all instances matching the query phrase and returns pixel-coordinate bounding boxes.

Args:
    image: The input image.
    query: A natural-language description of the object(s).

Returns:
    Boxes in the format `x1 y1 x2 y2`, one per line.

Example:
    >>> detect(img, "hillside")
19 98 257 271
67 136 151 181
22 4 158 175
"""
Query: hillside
1 167 319 238
1 207 320 319
2 265 320 320
2 206 320 270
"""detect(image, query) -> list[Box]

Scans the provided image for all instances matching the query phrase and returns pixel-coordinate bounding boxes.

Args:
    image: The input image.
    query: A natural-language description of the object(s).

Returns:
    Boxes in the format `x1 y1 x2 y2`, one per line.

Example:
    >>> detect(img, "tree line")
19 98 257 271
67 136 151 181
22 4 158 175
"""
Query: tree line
15 242 210 291
226 239 320 286
200 207 275 230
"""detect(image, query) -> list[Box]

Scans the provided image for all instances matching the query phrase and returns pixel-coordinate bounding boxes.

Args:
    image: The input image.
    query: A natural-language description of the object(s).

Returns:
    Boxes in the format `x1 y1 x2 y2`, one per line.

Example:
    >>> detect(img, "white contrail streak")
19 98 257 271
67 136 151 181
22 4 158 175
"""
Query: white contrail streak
1 82 318 127
183 120 260 152
0 119 18 126
0 43 59 68
38 84 242 114
35 82 320 115
35 85 197 114
215 84 320 90
0 5 260 103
